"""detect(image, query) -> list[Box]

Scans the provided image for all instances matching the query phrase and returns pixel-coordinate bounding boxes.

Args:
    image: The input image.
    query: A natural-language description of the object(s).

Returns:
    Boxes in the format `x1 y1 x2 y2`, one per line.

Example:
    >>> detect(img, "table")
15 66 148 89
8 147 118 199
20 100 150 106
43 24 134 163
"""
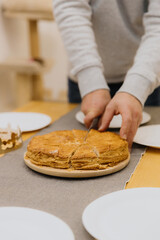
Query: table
0 101 160 240
16 101 160 189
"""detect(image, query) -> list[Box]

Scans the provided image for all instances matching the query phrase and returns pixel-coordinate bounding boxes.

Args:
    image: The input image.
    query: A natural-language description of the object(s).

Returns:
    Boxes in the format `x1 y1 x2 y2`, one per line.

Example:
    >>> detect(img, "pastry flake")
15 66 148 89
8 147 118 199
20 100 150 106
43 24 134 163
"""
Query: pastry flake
25 129 129 170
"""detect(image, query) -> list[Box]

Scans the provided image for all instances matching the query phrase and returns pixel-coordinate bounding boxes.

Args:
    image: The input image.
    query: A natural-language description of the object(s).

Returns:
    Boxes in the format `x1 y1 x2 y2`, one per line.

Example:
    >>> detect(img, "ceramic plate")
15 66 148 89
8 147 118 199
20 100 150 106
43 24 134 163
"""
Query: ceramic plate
0 112 51 132
24 153 130 178
134 124 160 148
82 188 160 240
0 207 74 240
75 111 151 128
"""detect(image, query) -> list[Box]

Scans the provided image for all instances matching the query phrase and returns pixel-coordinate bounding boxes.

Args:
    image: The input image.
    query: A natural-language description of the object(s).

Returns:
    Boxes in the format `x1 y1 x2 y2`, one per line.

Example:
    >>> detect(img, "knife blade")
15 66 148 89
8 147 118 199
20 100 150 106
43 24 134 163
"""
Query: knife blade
84 117 99 141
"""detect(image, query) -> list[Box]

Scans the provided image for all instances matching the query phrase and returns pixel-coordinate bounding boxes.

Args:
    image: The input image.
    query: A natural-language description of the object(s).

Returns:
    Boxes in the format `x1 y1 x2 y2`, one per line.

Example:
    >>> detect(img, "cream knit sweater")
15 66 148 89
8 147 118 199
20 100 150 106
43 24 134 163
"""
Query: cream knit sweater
53 0 160 105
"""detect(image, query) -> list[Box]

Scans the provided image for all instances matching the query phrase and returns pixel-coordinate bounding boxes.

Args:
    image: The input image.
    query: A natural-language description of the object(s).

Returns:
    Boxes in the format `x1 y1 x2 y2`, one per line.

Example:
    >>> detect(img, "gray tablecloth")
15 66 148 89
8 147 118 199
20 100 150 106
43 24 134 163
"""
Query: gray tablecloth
0 106 159 240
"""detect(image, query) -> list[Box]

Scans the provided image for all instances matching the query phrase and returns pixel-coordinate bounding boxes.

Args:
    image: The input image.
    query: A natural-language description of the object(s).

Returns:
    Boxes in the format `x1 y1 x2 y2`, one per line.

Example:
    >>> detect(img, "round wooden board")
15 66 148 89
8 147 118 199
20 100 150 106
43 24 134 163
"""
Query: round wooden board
24 153 130 178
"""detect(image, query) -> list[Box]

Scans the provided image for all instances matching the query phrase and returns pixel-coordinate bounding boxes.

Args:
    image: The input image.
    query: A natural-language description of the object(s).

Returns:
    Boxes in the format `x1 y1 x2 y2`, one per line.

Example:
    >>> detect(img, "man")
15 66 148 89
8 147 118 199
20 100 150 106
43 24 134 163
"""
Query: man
53 0 160 149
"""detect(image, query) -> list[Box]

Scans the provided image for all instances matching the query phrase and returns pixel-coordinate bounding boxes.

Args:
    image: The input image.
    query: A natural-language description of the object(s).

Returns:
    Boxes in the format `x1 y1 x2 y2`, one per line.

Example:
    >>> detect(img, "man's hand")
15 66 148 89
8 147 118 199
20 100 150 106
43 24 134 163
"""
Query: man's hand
99 92 143 149
81 89 111 128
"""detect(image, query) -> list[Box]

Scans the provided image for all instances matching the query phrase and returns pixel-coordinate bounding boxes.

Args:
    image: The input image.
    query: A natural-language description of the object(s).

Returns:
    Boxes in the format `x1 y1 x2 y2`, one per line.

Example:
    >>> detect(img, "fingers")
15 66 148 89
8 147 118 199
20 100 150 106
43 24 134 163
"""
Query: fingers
81 89 111 128
98 104 115 131
84 111 98 128
98 92 142 150
81 90 142 151
120 111 133 150
120 109 142 150
120 111 132 140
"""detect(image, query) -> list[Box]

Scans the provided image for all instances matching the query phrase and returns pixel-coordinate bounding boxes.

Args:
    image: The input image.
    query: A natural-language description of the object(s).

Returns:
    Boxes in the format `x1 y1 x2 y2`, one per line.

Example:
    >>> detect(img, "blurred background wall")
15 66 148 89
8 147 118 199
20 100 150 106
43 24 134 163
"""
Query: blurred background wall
0 0 69 112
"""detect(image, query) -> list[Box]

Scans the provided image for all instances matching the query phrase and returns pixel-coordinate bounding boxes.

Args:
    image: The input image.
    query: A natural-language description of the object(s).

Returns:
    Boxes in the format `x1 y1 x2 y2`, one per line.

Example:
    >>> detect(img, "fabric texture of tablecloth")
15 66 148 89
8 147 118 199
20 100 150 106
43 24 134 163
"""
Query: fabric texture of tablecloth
0 106 157 240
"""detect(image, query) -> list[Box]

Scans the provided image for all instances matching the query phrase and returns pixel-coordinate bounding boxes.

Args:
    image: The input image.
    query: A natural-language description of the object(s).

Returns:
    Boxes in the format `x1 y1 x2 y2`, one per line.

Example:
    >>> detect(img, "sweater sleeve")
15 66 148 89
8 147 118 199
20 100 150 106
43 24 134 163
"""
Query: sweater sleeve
118 0 160 105
53 0 109 98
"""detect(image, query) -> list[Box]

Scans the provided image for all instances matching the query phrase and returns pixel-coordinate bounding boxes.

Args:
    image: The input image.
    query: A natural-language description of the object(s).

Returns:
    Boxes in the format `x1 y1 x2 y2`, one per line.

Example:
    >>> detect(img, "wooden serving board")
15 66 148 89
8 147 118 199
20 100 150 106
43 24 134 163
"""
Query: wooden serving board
24 153 130 178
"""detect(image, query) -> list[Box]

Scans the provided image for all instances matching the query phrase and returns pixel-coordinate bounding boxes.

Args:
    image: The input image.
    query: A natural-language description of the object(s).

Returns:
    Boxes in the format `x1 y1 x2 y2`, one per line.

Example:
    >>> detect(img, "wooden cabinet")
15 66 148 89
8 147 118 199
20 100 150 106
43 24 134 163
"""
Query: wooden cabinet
1 0 54 106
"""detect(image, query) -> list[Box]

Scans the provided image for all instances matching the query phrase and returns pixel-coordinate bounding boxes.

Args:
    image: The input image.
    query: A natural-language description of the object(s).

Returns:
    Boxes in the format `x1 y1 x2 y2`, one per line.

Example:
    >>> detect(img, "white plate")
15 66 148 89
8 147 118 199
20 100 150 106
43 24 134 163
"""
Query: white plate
0 207 74 240
134 124 160 148
75 111 151 128
82 188 160 240
0 112 51 132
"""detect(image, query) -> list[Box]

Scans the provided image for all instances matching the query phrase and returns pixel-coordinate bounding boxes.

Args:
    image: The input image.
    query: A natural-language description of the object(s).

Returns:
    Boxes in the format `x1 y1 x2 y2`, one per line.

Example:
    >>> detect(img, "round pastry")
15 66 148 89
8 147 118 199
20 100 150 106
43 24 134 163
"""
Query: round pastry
25 129 129 170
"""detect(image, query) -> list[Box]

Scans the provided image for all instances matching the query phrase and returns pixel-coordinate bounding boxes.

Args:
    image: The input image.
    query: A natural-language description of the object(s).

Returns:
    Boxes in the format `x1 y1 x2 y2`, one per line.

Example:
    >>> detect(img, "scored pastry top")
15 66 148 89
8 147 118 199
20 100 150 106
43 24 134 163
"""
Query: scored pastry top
25 129 129 170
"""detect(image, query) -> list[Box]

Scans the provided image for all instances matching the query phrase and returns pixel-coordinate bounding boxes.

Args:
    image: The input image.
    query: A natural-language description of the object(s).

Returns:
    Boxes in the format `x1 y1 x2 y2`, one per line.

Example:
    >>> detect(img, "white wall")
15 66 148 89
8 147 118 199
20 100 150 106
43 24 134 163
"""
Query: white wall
0 0 69 111
39 21 69 101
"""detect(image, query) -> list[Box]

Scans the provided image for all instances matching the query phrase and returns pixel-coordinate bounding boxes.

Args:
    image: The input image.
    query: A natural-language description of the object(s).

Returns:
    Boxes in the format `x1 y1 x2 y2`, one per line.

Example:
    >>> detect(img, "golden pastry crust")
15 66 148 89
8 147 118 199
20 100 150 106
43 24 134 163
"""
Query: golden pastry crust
25 129 129 170
71 143 99 170
86 130 129 164
72 129 87 144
